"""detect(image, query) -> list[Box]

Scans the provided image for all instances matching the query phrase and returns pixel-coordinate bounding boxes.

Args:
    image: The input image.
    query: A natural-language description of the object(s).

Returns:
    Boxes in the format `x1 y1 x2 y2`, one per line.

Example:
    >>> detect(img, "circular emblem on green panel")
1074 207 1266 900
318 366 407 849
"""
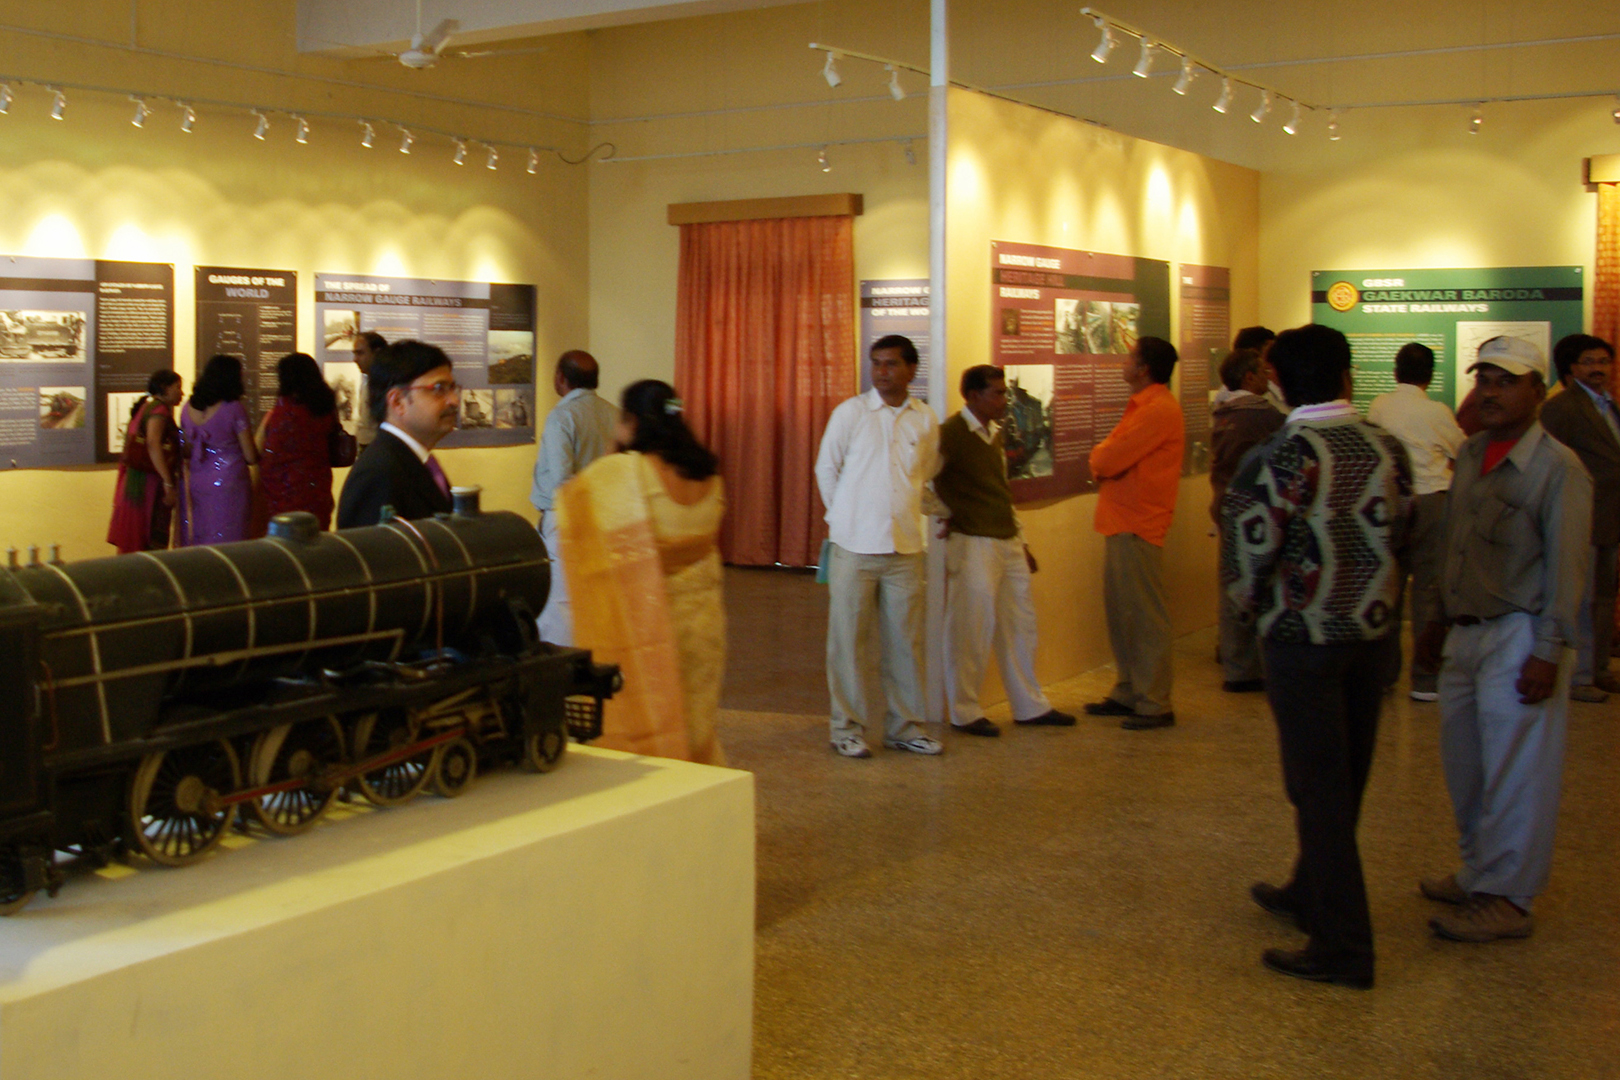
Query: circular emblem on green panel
1326 281 1359 312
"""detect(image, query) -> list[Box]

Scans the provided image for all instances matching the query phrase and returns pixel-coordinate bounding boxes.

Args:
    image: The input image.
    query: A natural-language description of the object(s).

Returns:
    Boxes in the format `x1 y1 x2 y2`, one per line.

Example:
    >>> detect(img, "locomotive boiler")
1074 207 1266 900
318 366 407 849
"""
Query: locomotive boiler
0 491 617 914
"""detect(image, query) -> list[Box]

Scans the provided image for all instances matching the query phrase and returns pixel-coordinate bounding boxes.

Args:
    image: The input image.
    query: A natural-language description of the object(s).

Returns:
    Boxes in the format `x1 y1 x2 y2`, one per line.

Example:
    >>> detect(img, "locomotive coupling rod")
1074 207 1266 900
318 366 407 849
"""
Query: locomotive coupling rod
202 725 471 813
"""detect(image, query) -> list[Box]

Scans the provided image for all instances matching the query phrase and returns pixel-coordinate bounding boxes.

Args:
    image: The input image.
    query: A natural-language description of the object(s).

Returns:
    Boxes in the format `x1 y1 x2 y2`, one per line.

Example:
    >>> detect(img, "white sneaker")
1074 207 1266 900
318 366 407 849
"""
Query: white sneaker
831 733 872 758
883 735 943 755
1410 689 1439 702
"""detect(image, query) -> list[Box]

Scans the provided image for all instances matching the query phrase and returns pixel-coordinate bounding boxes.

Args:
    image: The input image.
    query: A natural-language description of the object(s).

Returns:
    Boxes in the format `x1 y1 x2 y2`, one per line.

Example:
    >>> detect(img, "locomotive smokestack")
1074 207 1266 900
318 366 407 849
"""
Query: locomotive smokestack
6 547 15 569
48 544 62 566
27 545 39 567
451 486 482 516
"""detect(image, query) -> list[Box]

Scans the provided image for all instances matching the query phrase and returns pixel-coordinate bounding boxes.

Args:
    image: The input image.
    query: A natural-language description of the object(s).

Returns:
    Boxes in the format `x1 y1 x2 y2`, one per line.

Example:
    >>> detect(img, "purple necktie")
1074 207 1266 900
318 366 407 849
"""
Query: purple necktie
425 455 450 498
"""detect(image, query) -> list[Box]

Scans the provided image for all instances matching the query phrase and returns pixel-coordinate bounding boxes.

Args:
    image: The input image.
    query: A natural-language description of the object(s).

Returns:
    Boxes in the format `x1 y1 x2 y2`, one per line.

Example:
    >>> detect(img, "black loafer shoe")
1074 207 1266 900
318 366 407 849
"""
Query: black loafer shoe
1261 948 1373 990
1222 678 1265 693
952 717 1001 737
1015 709 1077 727
1083 699 1135 717
1122 712 1175 730
1250 882 1303 927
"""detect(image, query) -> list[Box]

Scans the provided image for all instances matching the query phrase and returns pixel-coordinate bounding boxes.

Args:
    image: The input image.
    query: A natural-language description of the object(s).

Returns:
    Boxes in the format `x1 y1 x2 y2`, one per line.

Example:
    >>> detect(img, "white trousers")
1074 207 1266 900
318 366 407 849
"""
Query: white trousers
1439 612 1571 909
536 512 572 646
943 533 1051 726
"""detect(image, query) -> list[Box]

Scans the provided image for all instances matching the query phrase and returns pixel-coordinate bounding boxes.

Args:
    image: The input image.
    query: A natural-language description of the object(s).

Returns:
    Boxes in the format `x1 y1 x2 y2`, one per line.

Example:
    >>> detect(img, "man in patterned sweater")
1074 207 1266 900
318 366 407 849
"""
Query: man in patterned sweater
1222 323 1413 990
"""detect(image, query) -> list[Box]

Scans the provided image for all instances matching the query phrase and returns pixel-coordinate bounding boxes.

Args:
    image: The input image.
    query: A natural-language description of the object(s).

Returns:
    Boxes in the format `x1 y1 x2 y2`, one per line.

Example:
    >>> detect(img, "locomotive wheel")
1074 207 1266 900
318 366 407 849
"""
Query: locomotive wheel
247 717 346 835
128 740 242 867
0 857 33 916
431 736 478 798
350 712 434 807
523 726 567 773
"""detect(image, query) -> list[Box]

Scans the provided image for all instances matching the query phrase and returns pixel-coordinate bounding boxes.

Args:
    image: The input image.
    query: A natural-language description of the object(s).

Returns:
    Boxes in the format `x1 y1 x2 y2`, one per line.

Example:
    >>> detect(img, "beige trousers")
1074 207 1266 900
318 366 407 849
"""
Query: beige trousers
826 544 927 742
1103 532 1173 716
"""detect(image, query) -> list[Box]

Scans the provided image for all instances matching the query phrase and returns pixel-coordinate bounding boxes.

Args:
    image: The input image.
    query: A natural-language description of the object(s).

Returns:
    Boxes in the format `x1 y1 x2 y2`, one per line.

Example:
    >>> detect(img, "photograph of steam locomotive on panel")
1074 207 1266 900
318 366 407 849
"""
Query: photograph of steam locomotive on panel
315 274 537 449
0 257 173 468
0 493 618 916
990 241 1170 501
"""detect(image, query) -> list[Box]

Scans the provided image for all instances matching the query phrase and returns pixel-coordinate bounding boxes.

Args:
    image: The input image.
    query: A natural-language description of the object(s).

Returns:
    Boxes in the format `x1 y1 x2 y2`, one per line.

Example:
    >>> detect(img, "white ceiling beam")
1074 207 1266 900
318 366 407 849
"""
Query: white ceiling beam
298 0 802 53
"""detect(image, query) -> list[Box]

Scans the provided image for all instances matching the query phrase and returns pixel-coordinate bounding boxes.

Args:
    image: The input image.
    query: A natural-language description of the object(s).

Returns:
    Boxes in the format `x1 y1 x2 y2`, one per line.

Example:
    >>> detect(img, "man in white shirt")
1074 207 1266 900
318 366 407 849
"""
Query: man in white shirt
814 334 942 758
530 350 620 644
1366 342 1466 700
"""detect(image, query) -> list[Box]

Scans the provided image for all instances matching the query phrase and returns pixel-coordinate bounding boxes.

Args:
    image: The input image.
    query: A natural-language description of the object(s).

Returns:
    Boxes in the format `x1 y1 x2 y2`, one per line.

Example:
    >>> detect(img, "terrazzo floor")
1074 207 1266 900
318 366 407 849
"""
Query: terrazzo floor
717 568 1620 1079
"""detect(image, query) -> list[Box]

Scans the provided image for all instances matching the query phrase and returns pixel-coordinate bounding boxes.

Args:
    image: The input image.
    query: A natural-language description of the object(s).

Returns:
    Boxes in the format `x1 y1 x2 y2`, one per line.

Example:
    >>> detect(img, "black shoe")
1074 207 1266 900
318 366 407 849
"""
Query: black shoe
1250 882 1303 928
952 717 1001 737
1015 709 1077 727
1122 712 1175 730
1083 699 1135 717
1222 678 1265 693
1261 948 1373 990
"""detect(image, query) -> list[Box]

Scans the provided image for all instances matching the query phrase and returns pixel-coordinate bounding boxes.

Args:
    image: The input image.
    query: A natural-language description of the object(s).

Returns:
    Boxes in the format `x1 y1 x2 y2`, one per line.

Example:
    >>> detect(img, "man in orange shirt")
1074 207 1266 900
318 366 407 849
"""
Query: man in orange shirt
1084 336 1185 729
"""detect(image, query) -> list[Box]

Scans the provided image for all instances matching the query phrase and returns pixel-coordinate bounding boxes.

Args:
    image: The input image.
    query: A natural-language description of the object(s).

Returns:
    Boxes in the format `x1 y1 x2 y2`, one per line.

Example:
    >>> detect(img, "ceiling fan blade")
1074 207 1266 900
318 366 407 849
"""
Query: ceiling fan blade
422 18 459 55
446 44 552 59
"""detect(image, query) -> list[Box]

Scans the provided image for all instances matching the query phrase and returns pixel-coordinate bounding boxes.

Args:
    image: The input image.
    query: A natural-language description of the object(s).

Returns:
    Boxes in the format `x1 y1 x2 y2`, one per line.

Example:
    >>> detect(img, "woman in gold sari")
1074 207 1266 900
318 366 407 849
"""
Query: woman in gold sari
556 380 727 765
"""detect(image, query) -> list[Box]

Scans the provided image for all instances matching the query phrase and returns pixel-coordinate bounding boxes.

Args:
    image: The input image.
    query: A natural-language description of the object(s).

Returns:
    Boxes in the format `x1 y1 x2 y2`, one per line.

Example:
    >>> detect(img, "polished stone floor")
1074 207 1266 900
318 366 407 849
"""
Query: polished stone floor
717 569 1620 1079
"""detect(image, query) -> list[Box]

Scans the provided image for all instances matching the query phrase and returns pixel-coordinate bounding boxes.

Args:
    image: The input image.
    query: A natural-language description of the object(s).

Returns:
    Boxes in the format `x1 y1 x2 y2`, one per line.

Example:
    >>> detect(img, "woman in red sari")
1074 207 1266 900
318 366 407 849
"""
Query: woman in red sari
107 369 183 553
258 353 339 529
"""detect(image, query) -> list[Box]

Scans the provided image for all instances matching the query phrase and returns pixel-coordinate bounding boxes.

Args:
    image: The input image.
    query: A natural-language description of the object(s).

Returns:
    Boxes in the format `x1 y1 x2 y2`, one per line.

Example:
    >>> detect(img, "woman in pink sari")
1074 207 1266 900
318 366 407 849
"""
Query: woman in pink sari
180 355 258 546
107 369 183 553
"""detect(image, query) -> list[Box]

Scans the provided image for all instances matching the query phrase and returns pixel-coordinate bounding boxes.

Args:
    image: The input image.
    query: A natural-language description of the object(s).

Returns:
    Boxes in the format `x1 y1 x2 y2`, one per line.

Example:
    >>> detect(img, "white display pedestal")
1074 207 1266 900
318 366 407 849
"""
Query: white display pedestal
0 746 754 1080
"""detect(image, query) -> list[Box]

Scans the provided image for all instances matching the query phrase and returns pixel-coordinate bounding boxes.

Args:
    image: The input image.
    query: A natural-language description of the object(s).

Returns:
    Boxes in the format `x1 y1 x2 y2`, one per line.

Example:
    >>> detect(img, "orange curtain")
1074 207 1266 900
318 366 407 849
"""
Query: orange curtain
675 215 854 567
1597 183 1620 349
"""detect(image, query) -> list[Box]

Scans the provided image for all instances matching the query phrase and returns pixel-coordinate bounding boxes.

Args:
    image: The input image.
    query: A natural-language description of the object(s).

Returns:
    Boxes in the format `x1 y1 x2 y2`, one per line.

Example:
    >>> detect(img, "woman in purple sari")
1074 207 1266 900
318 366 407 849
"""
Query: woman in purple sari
180 355 258 545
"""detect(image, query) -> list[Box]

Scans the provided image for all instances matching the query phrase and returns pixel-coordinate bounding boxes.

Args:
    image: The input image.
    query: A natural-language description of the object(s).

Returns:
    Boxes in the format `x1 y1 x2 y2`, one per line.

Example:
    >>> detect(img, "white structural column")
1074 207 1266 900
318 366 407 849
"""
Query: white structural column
924 0 949 723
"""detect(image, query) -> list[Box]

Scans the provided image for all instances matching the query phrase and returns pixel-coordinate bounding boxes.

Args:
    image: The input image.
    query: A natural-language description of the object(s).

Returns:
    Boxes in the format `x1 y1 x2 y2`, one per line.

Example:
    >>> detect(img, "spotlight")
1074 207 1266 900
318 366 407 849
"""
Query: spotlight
180 102 196 133
1213 77 1232 114
1468 103 1483 134
822 52 842 88
526 147 539 174
0 84 12 116
903 138 917 166
887 65 905 102
454 138 468 165
486 145 498 170
399 126 414 154
1613 95 1620 124
1328 110 1341 141
1282 100 1302 135
1172 57 1196 96
1090 15 1116 64
295 115 309 144
50 88 66 121
360 121 375 148
1133 38 1154 78
252 110 269 140
818 145 830 173
1250 89 1272 124
130 97 148 128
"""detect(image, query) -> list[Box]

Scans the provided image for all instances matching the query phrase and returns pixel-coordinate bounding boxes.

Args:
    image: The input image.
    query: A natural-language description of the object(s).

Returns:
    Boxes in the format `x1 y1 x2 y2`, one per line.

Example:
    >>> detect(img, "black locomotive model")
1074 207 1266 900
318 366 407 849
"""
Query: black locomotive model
0 490 617 915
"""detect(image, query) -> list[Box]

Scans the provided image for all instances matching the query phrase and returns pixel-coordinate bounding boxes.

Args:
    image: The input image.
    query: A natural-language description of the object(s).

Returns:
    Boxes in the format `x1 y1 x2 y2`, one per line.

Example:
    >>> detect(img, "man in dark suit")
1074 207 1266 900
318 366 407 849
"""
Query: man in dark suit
1538 333 1620 700
337 340 460 528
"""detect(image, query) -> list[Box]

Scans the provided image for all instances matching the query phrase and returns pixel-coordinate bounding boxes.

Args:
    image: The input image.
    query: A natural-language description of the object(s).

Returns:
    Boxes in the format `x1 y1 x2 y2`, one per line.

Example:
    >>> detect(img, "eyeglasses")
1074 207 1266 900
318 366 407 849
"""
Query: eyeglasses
404 379 460 398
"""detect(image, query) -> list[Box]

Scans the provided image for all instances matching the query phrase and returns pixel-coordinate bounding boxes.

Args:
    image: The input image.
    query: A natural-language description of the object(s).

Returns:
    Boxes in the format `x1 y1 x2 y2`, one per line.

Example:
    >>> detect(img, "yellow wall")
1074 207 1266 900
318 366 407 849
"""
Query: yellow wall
0 0 592 560
945 88 1260 683
1258 97 1619 331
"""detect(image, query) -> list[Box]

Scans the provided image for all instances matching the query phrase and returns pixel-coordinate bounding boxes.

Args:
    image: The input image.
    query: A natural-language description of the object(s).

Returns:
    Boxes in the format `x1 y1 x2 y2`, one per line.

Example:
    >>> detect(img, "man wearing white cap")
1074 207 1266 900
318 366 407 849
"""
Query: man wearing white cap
1416 336 1591 942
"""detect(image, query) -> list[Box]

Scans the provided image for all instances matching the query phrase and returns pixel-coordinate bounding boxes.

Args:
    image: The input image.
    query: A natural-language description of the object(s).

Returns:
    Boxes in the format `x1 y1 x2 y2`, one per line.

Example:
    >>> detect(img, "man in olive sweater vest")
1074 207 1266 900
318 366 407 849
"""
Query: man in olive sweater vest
931 365 1075 736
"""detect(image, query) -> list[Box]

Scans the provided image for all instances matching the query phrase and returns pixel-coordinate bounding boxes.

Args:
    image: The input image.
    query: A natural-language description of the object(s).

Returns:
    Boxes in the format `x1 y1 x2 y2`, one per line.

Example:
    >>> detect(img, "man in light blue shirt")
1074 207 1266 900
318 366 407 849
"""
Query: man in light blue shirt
530 350 619 644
